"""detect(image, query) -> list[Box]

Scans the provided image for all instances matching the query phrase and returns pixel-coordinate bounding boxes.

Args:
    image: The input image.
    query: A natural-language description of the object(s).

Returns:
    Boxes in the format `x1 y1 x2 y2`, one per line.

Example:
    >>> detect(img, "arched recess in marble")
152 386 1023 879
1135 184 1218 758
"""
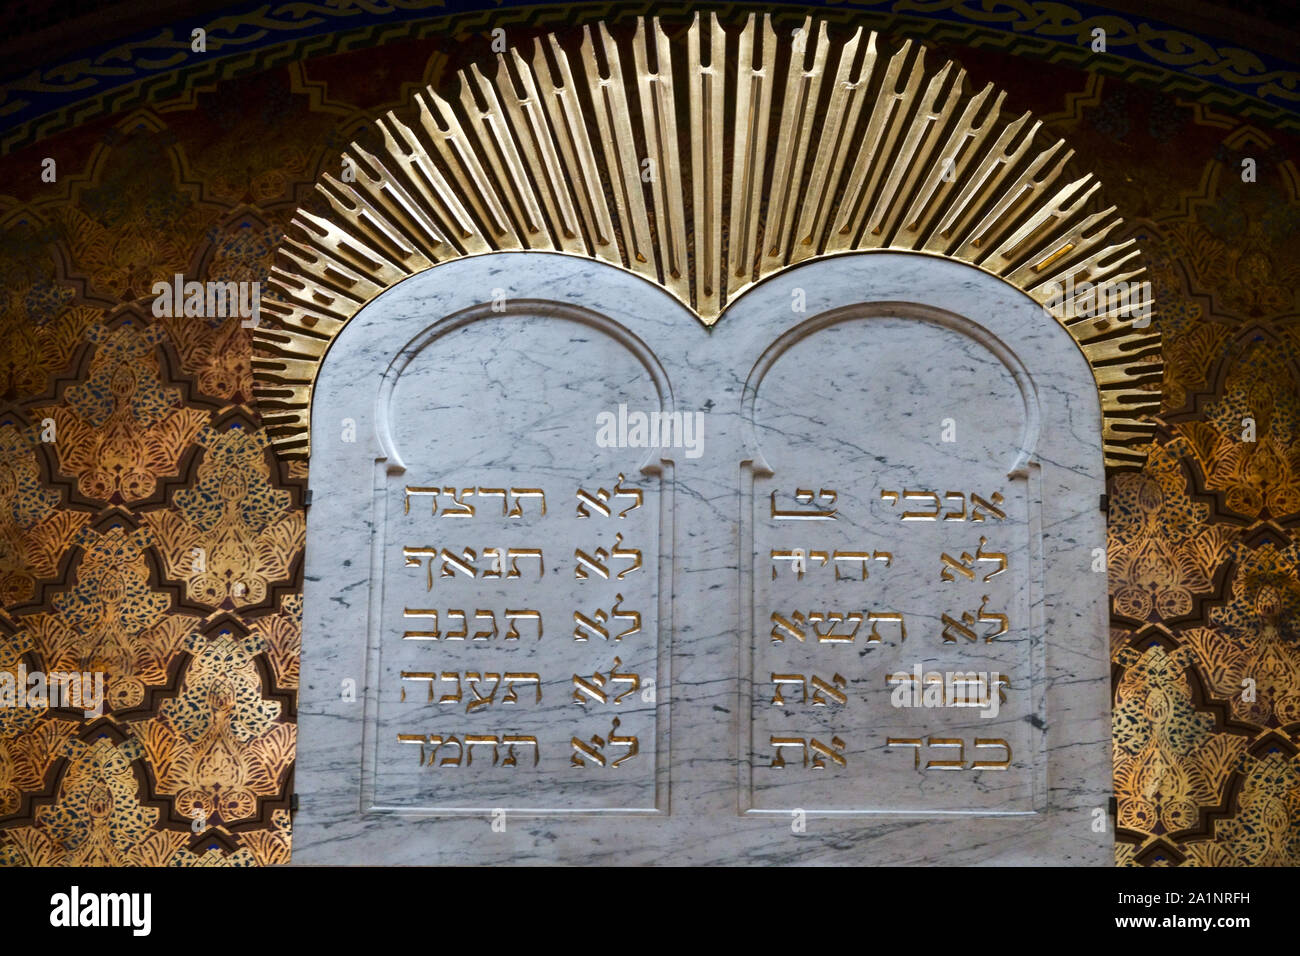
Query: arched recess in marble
740 306 1041 813
740 303 1043 480
374 299 676 474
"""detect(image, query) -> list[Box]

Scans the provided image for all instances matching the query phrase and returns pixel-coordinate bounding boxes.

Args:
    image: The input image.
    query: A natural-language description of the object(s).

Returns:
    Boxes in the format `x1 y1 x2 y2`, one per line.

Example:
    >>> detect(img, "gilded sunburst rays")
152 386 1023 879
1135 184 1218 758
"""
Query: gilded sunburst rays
253 13 1161 467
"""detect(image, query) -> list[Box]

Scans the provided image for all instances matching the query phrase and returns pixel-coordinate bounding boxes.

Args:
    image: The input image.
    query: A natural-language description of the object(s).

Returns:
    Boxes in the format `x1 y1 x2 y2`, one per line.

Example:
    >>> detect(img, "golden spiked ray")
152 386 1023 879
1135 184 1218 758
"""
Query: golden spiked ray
253 13 1161 468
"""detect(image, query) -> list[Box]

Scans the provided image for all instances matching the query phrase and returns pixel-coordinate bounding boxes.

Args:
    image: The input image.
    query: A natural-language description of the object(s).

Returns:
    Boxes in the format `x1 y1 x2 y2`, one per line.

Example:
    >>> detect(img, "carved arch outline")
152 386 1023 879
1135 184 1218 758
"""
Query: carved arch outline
373 295 678 474
740 301 1043 479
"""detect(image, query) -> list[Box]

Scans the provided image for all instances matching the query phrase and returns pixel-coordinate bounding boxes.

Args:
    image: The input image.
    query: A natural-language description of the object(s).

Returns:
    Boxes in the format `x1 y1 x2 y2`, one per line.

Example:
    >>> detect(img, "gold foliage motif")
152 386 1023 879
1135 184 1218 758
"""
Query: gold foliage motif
130 632 295 828
46 526 197 712
142 425 304 611
0 423 90 606
36 324 208 505
253 14 1161 468
4 736 188 867
1187 751 1300 867
1107 451 1235 623
1113 643 1247 837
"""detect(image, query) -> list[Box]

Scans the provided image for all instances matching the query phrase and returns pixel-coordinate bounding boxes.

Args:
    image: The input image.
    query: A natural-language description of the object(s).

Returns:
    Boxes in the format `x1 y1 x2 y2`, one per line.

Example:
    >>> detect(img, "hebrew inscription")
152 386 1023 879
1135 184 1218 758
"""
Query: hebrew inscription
744 314 1040 813
298 254 1110 864
368 307 666 812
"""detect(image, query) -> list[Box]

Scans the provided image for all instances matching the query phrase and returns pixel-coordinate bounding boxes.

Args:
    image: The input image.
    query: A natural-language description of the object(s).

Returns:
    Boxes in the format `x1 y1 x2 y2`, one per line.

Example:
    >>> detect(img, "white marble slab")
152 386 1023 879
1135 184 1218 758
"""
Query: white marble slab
293 252 1111 864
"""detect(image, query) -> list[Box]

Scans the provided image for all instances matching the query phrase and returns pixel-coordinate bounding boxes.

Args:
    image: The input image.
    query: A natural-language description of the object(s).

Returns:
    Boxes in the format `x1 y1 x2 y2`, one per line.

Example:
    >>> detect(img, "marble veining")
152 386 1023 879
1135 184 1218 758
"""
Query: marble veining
294 252 1111 865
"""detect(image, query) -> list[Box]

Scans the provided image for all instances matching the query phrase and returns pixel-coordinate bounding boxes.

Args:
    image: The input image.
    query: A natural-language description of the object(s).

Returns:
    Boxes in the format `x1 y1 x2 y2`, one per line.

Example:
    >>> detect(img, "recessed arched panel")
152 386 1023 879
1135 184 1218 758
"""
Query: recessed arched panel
741 305 1042 813
298 255 694 839
368 303 670 813
710 253 1108 858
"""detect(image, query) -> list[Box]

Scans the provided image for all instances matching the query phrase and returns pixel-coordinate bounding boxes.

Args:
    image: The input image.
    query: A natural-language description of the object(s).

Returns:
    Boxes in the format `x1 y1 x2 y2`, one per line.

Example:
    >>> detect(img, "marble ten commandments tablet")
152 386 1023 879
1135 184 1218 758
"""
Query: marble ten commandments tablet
293 253 1111 865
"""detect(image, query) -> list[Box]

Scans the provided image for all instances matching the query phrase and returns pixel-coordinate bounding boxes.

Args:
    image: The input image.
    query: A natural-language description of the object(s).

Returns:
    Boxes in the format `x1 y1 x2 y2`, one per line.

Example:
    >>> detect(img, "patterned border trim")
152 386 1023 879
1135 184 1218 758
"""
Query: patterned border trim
1 0 1297 155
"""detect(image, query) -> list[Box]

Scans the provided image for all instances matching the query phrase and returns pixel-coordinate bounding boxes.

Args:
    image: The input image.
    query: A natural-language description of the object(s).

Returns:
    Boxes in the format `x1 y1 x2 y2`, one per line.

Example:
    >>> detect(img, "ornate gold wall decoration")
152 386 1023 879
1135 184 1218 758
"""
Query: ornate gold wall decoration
1113 641 1248 839
47 525 198 711
4 735 191 867
0 423 89 607
38 324 209 505
252 13 1162 469
142 425 304 611
129 630 295 828
4 3 1286 868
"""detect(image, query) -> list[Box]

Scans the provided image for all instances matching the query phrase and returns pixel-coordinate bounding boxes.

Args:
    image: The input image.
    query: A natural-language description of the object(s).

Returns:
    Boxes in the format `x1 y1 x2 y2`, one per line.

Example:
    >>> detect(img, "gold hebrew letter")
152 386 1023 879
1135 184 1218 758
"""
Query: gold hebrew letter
772 548 808 579
478 488 507 514
902 490 941 520
438 671 463 704
403 546 438 591
399 671 437 703
504 609 542 640
508 488 546 517
501 735 539 767
398 733 430 766
973 738 1012 770
867 611 906 643
810 736 847 769
613 473 642 517
574 608 609 642
810 673 848 706
440 547 477 579
608 717 639 767
481 547 505 578
770 611 809 643
404 486 439 515
441 487 475 517
772 673 806 706
832 550 872 581
975 537 1007 580
576 486 612 517
609 657 640 703
432 735 463 767
464 672 501 713
612 533 641 579
770 736 807 769
940 611 978 644
612 594 640 641
811 611 862 643
887 737 924 769
925 736 965 770
770 488 838 520
507 547 544 579
465 734 499 766
502 672 542 704
571 732 607 767
402 608 439 640
444 609 468 641
947 672 988 708
575 547 610 580
572 669 609 705
472 609 498 641
940 551 976 582
977 595 1008 641
969 492 1006 521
